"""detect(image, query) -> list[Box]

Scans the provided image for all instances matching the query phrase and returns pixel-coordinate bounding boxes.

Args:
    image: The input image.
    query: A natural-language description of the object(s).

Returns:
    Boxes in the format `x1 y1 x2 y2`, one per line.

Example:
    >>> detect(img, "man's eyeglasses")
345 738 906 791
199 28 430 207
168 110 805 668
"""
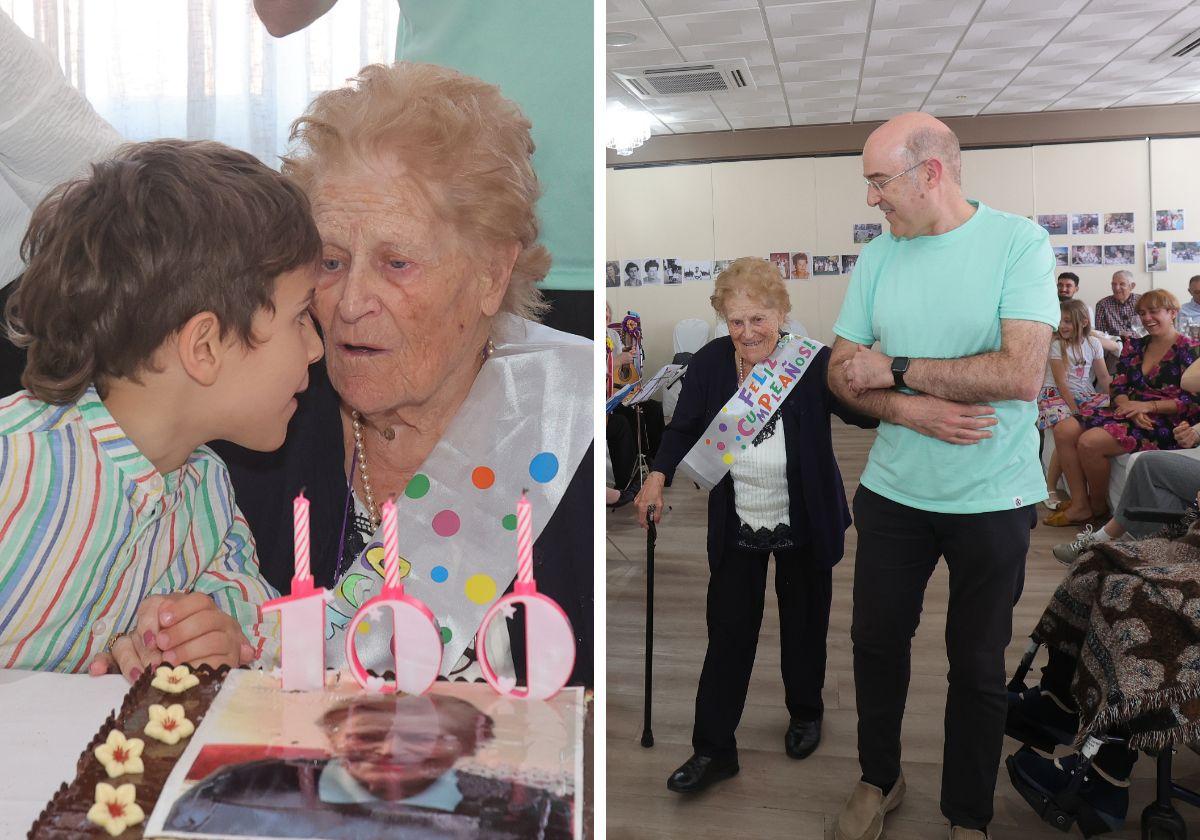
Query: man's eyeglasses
864 159 929 193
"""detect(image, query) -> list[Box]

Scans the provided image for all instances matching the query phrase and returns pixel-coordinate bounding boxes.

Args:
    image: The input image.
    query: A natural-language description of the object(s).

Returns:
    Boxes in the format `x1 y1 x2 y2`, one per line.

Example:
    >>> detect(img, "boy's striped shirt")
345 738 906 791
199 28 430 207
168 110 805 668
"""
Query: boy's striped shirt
0 387 279 671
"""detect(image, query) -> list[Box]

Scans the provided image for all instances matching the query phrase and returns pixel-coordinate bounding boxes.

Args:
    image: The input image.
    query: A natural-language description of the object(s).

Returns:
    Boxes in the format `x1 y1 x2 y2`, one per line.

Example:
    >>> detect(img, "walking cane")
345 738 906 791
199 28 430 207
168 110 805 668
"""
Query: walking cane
641 503 656 748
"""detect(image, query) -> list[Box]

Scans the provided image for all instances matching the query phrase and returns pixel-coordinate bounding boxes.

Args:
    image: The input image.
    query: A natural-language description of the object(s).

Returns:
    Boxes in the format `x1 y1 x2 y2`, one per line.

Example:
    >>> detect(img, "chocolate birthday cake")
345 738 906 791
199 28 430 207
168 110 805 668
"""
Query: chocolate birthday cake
27 668 583 839
27 665 228 839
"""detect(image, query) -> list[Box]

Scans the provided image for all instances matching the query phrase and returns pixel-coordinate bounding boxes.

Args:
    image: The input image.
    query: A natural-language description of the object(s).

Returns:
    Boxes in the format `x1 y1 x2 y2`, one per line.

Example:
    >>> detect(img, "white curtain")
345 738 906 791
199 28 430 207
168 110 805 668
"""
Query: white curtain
0 0 399 166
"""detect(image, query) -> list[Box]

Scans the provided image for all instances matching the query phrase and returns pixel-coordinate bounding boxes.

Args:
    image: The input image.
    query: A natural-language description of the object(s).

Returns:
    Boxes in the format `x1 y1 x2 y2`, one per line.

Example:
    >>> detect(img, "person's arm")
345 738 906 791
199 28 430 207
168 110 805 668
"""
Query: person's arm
190 507 281 668
253 0 338 36
1091 345 1112 394
1182 358 1200 395
1048 356 1077 414
840 319 1051 403
828 337 997 444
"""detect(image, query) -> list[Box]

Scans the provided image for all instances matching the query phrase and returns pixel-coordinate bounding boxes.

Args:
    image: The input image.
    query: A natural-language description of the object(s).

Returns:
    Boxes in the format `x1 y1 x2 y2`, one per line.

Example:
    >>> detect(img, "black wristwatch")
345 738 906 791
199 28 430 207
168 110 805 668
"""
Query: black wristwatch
891 356 910 389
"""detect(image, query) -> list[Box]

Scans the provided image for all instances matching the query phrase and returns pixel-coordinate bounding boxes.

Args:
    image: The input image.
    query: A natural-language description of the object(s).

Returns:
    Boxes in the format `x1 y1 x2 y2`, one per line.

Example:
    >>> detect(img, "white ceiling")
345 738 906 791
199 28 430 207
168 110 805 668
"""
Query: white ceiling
606 0 1200 134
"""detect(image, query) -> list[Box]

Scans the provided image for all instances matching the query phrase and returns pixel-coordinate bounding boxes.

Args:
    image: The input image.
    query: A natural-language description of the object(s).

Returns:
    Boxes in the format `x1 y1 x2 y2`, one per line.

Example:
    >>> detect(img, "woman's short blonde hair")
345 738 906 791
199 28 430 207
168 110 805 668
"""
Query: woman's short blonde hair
1137 288 1180 314
284 62 549 320
711 257 790 318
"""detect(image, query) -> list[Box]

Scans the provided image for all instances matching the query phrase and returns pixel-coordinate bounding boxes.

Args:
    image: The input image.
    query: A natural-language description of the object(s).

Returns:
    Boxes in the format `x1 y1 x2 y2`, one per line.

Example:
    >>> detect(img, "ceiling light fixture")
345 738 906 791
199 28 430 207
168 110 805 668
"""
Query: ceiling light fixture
605 102 655 156
606 31 637 48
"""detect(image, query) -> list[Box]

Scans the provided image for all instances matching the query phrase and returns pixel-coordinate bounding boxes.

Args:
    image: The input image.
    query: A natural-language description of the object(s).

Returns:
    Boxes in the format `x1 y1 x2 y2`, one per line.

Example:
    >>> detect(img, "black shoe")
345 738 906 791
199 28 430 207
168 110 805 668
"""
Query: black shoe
666 753 739 793
784 717 821 759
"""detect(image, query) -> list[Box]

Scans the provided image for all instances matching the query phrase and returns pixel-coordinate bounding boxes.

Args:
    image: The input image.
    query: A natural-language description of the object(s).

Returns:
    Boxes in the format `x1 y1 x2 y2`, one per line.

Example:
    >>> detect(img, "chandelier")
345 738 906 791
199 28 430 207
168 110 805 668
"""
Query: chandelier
605 102 654 157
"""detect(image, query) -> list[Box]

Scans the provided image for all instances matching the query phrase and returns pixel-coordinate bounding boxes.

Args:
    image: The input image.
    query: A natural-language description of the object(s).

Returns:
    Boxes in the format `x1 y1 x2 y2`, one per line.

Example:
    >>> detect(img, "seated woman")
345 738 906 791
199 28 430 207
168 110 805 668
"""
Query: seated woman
1039 300 1110 515
215 63 593 686
634 257 875 793
1047 289 1200 527
1006 507 1200 834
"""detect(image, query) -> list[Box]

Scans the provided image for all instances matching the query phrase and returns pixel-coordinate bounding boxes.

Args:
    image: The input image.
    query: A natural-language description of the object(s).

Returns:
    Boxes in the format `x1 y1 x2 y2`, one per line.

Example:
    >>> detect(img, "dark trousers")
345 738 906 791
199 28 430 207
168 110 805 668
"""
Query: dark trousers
851 486 1034 830
1040 647 1138 778
606 412 637 490
693 540 832 759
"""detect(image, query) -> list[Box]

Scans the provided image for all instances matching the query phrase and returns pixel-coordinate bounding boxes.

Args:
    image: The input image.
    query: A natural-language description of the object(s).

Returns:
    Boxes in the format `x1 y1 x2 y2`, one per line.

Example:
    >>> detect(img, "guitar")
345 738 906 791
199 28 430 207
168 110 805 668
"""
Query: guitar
611 312 643 386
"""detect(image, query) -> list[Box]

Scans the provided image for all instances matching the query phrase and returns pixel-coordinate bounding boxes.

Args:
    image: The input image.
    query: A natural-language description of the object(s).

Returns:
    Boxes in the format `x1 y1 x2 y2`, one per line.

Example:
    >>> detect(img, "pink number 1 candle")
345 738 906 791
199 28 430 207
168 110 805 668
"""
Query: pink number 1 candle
262 488 326 690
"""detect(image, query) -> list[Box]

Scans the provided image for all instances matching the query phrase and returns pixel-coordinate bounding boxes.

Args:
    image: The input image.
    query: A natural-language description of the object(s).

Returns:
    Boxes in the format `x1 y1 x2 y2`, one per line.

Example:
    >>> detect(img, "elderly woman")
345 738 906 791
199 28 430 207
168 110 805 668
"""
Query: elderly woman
1048 289 1200 527
635 257 874 793
216 63 592 686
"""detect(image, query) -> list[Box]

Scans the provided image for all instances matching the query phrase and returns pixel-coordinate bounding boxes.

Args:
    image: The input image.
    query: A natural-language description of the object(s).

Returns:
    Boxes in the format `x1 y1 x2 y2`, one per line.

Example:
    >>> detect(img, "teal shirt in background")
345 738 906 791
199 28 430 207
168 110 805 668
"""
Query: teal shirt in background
395 1 592 292
833 201 1059 514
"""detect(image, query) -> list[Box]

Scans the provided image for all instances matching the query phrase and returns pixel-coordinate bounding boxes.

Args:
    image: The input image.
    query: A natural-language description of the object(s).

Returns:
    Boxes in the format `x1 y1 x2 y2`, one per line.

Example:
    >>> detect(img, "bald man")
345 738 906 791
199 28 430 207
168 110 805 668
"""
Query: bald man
1093 270 1141 339
828 113 1058 840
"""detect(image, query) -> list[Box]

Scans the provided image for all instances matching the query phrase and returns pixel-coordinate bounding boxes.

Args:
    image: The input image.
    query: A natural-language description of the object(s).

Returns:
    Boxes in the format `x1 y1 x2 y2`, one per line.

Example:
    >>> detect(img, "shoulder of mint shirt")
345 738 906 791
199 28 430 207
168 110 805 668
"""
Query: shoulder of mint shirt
394 1 591 292
833 201 1060 514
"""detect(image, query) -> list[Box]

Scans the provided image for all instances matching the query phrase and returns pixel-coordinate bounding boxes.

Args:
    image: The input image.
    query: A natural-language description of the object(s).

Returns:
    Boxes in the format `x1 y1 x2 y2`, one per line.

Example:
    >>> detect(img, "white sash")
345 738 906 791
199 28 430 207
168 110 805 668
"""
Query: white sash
323 314 592 675
679 335 825 491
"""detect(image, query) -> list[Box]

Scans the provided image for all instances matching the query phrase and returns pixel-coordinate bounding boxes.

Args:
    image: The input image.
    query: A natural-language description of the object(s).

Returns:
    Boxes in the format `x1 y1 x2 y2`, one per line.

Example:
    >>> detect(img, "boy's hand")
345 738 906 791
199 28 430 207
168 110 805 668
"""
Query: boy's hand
153 592 258 669
87 635 149 683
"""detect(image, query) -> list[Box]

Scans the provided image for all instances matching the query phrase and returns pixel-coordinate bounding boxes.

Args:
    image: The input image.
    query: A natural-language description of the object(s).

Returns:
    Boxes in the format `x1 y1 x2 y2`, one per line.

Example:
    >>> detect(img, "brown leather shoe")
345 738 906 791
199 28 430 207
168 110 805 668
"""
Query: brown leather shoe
834 772 906 840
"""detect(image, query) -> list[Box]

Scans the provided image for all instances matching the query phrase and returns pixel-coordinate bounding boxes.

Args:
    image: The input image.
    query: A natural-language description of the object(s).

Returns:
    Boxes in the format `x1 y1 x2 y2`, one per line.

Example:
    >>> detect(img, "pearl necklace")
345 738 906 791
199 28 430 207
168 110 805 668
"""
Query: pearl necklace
351 410 382 531
349 338 496 532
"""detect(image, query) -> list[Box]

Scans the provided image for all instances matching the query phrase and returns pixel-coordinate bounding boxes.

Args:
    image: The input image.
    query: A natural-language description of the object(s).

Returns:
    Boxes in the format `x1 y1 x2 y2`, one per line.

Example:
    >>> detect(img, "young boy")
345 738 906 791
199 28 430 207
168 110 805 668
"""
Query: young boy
0 139 324 679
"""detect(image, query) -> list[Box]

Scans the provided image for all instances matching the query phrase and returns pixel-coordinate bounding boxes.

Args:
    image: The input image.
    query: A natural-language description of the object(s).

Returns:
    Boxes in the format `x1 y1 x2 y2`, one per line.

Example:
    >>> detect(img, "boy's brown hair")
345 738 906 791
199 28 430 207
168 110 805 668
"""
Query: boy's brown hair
6 139 321 404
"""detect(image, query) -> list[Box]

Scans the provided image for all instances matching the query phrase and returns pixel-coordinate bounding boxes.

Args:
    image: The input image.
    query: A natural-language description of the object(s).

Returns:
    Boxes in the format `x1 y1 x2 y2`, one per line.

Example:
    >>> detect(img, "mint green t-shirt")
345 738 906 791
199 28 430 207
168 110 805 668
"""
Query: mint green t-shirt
395 1 592 292
833 201 1059 514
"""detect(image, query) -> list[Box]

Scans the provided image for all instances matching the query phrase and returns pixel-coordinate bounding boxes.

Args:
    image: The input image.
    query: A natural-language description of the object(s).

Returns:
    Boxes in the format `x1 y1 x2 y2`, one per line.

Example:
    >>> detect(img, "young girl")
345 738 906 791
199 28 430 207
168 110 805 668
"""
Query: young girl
1040 299 1111 522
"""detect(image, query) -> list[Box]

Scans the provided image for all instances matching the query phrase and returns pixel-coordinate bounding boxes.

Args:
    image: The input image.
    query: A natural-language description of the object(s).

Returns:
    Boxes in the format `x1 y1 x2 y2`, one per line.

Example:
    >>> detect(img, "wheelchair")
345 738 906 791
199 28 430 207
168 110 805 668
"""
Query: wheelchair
1004 507 1200 839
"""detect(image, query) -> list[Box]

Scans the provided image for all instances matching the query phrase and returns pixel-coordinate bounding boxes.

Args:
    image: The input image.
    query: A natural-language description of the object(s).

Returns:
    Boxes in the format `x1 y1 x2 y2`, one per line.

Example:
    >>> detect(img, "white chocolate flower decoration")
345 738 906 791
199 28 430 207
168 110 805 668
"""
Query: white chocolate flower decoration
151 665 199 694
143 703 195 745
93 730 145 779
86 782 144 836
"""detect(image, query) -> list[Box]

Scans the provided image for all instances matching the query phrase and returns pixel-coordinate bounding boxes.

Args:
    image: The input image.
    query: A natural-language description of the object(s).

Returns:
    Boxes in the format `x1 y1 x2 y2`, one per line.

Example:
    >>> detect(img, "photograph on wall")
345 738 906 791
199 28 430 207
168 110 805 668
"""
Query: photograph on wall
1102 244 1135 266
769 252 791 279
1156 209 1185 232
605 261 620 288
1104 212 1135 234
1036 214 1068 235
1053 246 1069 266
790 251 810 280
682 259 713 282
1171 242 1200 264
841 254 859 274
620 260 643 287
630 258 662 285
145 671 583 839
1070 213 1099 235
664 258 683 285
812 255 841 276
1071 245 1102 266
1146 241 1168 272
713 259 733 278
853 223 882 244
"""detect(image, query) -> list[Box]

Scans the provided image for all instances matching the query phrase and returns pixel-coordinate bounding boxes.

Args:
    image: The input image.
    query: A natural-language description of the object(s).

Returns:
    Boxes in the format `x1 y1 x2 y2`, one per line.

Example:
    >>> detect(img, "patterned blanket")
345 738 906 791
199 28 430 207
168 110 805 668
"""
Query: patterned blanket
1035 523 1200 751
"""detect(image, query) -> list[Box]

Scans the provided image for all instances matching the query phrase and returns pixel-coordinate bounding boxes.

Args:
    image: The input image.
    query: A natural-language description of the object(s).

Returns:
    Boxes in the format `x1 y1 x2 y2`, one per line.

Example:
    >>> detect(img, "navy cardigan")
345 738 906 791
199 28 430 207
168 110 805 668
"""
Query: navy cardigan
652 337 876 571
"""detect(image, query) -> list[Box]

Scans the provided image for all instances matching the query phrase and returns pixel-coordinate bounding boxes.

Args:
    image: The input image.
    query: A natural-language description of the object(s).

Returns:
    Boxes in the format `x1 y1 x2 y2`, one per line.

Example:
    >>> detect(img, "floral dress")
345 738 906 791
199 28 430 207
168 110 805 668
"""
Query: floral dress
1078 334 1200 452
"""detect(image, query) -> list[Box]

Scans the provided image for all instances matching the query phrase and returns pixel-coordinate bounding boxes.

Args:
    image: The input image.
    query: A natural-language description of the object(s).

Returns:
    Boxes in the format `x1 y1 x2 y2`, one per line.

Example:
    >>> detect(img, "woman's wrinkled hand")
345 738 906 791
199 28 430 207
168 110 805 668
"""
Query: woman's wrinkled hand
634 472 667 530
1175 421 1200 449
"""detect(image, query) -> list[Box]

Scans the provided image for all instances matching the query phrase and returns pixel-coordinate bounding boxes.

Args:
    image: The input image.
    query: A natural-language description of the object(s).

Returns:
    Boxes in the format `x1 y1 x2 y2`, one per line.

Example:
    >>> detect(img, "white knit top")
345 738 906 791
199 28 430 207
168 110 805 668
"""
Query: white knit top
0 11 121 289
729 421 790 530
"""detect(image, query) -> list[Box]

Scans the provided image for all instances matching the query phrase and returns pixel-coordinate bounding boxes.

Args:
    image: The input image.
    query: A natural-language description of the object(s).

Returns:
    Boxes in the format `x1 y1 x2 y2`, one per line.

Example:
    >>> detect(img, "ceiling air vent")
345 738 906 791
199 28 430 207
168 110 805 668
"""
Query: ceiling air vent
612 59 756 100
1154 28 1200 61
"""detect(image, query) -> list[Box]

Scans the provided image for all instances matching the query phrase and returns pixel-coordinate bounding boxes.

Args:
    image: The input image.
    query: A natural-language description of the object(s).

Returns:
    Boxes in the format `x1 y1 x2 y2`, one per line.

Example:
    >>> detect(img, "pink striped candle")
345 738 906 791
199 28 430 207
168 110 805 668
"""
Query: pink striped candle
382 496 400 590
293 490 311 581
516 491 533 584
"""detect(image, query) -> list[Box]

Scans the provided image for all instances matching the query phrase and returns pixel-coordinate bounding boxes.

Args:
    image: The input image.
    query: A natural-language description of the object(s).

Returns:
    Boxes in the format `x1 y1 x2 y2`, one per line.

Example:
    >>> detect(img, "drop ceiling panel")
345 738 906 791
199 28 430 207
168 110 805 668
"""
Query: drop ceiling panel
607 0 653 24
679 39 776 64
867 26 966 56
764 0 871 38
774 33 866 62
656 8 767 46
946 46 1041 72
605 0 1200 136
871 0 983 30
